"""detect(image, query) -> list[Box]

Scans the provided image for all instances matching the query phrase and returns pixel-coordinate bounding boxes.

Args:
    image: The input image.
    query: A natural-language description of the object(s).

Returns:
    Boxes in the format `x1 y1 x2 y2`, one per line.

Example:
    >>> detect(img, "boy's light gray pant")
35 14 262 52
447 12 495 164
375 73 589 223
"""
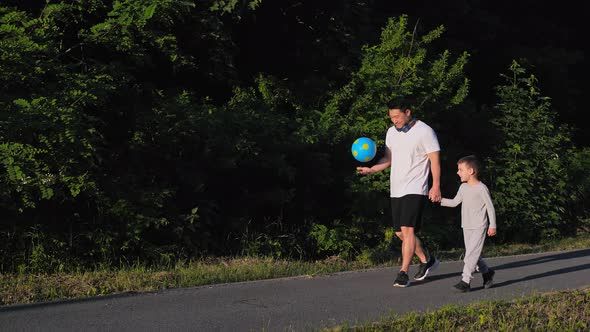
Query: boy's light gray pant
462 227 490 284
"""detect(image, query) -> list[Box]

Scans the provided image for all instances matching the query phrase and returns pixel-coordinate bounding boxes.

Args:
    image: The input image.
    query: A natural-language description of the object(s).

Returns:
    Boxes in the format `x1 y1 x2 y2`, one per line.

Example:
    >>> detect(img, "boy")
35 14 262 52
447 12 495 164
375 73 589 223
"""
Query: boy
441 155 496 292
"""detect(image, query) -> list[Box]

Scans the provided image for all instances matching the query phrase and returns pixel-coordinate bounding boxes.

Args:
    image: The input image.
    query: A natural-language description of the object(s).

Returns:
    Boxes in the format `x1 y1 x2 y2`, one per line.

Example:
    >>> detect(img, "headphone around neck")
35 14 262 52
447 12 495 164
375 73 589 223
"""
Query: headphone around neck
396 118 417 133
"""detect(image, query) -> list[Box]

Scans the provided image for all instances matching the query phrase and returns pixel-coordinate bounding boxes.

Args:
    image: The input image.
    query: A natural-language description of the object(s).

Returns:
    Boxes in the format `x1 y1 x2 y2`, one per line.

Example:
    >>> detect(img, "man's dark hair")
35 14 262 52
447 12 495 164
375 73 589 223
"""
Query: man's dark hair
386 98 409 112
458 155 482 175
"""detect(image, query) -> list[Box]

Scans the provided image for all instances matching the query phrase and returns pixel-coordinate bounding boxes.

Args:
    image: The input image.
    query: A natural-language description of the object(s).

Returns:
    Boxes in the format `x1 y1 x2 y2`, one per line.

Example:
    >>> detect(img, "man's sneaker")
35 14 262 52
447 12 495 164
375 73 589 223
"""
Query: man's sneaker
482 269 495 289
393 271 411 288
414 255 440 281
453 280 471 292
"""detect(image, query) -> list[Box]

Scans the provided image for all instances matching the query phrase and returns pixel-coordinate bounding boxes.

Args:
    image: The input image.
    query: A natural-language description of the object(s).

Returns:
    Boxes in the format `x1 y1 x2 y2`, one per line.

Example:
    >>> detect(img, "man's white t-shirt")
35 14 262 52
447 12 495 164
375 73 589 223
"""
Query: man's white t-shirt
385 120 440 198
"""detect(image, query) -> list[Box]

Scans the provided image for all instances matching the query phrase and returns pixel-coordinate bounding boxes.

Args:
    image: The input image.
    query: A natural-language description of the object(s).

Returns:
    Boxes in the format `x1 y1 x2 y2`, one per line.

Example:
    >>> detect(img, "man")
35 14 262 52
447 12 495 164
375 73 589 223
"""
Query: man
357 99 441 287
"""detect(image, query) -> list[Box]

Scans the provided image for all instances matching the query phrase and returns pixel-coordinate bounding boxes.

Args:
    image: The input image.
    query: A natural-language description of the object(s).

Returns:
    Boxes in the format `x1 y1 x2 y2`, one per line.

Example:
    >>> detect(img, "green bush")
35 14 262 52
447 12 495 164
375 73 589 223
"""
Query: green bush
488 61 572 242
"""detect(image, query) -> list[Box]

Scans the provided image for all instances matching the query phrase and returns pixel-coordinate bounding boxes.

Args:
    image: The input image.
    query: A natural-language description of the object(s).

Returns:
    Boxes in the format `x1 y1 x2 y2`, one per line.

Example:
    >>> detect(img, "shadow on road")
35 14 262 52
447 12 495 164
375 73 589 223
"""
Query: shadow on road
492 248 590 271
415 249 590 289
492 263 590 288
415 271 462 283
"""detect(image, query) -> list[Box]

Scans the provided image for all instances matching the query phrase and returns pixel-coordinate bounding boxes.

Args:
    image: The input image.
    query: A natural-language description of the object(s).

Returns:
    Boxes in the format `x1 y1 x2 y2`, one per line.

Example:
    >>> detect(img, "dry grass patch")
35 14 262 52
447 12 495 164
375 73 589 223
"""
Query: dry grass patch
0 257 372 306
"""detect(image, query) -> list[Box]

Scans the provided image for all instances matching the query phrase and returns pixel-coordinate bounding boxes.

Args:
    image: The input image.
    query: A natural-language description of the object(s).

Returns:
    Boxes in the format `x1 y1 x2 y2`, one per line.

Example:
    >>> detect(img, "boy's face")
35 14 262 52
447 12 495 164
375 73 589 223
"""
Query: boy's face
456 162 474 182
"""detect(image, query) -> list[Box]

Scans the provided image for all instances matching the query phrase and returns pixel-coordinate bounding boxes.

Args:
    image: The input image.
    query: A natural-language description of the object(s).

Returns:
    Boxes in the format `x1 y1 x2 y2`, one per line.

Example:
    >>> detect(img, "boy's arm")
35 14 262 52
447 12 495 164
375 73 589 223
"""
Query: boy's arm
440 185 462 207
481 186 497 230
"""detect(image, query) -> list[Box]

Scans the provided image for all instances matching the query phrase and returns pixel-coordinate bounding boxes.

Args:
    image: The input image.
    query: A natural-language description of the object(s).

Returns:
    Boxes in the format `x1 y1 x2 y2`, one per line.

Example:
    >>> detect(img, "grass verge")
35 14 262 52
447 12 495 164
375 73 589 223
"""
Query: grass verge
1 233 590 306
328 288 590 331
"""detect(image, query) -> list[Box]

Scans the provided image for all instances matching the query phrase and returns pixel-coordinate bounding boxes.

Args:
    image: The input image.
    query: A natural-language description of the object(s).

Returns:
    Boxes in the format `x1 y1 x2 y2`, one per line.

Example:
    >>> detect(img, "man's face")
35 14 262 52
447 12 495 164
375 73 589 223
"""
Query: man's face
388 108 411 129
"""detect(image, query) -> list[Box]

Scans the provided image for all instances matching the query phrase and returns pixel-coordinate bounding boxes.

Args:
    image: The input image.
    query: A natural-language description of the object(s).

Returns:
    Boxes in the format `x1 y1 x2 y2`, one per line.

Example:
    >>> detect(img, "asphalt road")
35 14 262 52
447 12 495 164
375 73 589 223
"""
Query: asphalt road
1 249 589 331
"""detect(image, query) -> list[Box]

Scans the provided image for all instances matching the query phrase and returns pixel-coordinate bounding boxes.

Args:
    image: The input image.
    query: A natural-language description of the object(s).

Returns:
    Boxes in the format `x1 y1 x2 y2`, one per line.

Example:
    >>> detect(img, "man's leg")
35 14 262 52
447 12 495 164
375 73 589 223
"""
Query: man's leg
392 197 410 287
400 226 417 272
395 232 428 268
392 197 404 269
393 195 439 286
415 236 428 263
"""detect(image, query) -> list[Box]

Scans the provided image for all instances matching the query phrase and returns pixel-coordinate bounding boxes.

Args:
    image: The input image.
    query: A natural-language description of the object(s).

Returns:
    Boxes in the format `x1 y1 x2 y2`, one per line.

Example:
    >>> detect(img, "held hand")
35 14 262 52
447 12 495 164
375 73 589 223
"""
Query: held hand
356 167 373 175
488 228 497 237
428 186 441 202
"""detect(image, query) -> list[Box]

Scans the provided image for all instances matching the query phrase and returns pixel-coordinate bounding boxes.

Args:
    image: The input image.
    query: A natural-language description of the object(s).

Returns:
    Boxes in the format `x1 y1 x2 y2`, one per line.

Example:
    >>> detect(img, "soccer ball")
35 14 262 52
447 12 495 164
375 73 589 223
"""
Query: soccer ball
351 137 377 162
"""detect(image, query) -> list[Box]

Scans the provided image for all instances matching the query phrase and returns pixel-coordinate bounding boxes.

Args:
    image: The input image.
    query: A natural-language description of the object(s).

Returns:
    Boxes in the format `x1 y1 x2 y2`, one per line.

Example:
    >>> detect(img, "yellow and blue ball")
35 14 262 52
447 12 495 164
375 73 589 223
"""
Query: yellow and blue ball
351 137 377 162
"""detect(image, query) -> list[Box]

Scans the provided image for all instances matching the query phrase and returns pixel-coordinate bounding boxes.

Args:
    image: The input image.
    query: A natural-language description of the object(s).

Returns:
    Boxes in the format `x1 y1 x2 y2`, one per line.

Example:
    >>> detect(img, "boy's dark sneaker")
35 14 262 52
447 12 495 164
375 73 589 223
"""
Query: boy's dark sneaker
453 280 471 292
393 271 411 288
482 269 495 289
414 255 440 281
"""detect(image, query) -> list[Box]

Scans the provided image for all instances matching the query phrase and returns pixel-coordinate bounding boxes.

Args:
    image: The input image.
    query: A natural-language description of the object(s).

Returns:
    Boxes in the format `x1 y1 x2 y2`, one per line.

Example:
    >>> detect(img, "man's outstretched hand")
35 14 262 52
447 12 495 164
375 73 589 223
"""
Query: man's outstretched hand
356 167 373 175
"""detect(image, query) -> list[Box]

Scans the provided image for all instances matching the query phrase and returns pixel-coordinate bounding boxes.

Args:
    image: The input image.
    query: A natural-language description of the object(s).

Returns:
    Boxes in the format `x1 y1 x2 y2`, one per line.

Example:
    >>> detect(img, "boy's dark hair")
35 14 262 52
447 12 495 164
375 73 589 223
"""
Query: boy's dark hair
386 98 409 112
458 155 482 175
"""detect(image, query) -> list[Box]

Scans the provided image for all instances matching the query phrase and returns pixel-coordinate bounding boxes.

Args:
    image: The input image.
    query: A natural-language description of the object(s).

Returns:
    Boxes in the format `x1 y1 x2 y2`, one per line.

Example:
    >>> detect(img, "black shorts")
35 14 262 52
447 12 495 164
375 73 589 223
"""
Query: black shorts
391 194 427 232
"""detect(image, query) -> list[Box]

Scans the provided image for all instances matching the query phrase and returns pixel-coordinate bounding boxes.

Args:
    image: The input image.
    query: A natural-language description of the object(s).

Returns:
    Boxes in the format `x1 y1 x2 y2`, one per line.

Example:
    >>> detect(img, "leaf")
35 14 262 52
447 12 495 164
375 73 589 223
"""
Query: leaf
143 4 157 20
12 99 31 108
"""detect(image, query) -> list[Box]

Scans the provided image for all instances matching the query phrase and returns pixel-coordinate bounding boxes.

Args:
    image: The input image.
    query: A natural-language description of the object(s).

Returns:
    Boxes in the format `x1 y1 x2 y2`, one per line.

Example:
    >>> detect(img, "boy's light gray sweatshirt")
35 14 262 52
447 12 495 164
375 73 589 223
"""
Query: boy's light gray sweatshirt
441 182 497 229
